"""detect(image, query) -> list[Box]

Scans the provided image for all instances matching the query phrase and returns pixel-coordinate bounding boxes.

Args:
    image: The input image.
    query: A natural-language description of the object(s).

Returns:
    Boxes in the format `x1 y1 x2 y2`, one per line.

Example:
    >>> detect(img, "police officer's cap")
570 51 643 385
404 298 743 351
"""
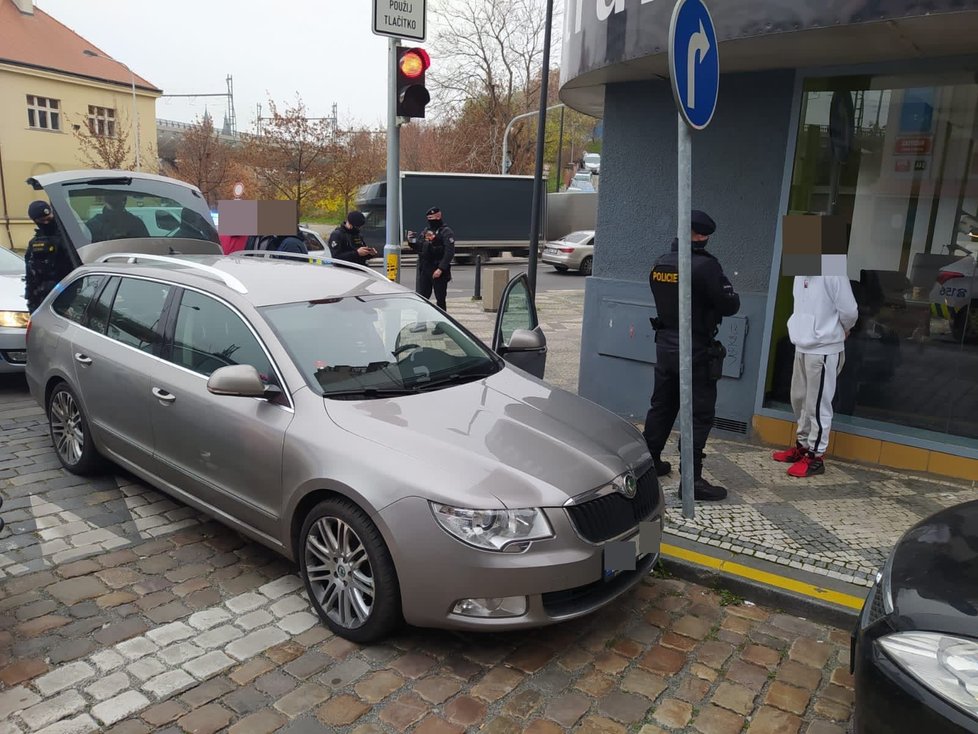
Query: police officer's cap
28 200 52 221
691 210 716 236
346 211 366 227
426 207 441 217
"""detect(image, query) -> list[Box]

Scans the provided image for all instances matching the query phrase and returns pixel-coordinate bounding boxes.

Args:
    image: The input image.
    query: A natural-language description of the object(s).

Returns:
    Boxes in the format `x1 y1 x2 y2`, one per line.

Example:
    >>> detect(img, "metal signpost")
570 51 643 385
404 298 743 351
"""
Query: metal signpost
668 0 719 519
373 0 427 283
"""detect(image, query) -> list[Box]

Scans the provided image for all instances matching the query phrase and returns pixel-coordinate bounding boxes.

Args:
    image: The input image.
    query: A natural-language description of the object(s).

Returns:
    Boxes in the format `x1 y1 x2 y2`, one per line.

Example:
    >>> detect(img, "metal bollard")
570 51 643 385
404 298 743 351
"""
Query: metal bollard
474 254 483 299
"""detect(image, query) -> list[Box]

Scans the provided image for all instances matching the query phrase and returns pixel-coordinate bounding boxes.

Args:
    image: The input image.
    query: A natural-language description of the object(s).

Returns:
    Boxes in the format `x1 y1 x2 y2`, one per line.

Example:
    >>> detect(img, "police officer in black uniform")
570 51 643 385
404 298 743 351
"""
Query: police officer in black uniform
24 200 76 313
407 207 455 311
643 210 740 502
327 211 376 265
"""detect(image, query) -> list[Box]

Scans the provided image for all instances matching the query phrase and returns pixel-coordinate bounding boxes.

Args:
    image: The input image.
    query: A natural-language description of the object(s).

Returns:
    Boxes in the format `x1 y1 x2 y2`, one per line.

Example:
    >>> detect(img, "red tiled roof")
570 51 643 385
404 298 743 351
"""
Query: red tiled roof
0 0 161 93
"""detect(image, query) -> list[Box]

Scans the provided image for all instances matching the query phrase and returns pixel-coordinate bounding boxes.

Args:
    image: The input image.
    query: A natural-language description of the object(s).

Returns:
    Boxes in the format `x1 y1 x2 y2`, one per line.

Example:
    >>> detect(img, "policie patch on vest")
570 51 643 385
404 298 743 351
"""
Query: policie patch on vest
652 270 678 283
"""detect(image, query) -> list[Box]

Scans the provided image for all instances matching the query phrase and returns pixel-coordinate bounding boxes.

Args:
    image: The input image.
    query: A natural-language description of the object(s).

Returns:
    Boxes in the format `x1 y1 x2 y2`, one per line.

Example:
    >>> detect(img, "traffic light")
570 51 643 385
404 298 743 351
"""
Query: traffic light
396 47 430 119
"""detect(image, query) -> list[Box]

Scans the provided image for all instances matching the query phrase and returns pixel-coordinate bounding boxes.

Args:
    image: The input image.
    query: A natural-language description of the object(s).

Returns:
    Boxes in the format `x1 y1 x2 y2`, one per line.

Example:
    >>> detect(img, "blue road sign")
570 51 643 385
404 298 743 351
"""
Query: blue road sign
668 0 719 130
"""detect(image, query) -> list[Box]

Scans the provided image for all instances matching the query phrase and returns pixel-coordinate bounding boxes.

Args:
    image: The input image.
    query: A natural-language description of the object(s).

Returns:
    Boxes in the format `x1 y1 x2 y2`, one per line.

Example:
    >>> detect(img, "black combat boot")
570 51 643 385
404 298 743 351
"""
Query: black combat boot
652 456 672 476
678 452 727 501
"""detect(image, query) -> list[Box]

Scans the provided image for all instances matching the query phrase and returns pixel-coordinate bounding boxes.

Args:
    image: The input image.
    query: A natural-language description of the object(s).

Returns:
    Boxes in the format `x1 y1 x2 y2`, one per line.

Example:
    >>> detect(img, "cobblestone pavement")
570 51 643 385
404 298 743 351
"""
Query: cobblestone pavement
448 290 978 588
0 516 856 734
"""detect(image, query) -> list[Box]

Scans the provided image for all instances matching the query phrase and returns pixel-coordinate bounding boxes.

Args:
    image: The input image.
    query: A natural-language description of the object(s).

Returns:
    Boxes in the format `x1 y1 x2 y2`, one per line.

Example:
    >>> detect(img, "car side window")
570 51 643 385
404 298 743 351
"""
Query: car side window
87 277 119 335
169 290 275 382
51 275 106 324
106 278 170 353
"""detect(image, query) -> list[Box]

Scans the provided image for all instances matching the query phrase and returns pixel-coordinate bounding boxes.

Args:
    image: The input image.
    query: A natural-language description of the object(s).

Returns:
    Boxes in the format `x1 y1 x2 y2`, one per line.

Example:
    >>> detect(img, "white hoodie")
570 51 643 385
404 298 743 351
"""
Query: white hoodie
787 275 859 355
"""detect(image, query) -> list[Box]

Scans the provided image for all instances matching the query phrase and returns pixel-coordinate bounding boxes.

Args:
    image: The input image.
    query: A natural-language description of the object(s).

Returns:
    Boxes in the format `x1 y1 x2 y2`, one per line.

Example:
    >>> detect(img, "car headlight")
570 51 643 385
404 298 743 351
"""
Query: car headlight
0 311 29 329
430 503 554 552
878 632 978 719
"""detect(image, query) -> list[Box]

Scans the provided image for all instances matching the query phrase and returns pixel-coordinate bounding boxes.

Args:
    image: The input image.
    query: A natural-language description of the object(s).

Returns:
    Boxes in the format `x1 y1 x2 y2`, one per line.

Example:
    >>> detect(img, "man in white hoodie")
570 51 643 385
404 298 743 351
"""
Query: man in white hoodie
773 274 858 477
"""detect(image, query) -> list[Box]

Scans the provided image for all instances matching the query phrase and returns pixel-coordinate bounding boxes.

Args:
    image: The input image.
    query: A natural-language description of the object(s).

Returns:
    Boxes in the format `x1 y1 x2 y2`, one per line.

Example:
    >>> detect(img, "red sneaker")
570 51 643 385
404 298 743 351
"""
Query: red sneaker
773 442 806 463
787 452 825 478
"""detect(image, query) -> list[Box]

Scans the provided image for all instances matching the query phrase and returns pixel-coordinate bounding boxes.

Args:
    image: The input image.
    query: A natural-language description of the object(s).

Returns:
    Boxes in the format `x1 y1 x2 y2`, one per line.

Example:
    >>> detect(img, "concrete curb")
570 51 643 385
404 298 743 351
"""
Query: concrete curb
656 536 866 630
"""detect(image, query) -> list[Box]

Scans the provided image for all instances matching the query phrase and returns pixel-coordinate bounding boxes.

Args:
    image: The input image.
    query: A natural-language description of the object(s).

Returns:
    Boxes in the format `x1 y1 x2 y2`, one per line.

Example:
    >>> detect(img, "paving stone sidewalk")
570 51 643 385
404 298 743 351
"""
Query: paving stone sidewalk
0 519 855 734
447 290 978 588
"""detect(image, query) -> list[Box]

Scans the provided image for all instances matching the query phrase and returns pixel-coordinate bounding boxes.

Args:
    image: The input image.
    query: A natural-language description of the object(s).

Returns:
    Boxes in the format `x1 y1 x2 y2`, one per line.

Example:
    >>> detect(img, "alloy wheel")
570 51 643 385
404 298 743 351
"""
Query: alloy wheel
50 390 84 465
304 516 375 629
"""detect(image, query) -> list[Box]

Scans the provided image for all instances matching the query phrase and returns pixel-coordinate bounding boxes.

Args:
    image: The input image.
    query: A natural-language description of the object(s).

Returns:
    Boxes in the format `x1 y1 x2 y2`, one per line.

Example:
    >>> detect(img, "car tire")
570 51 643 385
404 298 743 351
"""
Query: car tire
47 381 101 475
299 497 403 643
579 256 593 276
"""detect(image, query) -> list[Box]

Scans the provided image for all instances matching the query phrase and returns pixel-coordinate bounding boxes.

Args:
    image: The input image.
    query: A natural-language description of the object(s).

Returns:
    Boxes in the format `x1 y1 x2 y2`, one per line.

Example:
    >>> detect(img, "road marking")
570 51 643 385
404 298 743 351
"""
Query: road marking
661 543 867 611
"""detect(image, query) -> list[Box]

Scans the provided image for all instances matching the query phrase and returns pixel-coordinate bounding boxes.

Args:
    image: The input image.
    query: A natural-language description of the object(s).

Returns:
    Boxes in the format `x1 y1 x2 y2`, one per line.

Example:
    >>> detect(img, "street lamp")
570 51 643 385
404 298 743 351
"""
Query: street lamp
83 49 140 171
501 104 564 175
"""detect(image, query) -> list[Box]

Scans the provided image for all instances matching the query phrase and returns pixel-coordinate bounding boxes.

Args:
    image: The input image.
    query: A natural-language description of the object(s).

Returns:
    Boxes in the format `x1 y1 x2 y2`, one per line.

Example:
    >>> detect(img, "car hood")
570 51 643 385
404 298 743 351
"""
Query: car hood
890 499 978 638
323 367 650 508
0 273 27 312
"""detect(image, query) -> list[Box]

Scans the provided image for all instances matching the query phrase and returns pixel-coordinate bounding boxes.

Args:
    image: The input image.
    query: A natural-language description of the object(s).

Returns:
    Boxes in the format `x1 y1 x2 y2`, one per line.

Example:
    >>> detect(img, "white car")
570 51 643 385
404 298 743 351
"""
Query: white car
0 247 29 373
568 172 595 192
541 230 595 275
299 226 328 251
583 153 601 173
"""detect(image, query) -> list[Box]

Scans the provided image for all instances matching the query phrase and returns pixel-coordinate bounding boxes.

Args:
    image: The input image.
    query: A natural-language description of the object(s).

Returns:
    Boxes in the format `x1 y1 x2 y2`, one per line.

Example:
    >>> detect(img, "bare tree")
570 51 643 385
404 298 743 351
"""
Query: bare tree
165 115 235 207
72 107 133 169
237 96 334 217
327 129 386 214
427 0 561 173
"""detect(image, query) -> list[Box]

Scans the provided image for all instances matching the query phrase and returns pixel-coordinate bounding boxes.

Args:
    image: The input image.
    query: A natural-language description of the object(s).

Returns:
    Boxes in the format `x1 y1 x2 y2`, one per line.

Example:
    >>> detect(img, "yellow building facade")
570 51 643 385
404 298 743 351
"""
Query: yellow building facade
0 0 161 251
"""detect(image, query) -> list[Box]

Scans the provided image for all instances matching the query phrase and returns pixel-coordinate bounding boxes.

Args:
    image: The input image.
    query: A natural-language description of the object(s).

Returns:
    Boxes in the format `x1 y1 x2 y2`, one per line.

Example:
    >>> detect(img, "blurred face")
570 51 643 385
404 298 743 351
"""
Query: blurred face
105 192 126 211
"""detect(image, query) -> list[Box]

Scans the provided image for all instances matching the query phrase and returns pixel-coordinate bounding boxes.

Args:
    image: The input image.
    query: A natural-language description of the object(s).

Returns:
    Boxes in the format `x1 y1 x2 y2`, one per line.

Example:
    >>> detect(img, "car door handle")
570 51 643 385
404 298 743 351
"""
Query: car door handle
73 353 92 366
152 387 176 403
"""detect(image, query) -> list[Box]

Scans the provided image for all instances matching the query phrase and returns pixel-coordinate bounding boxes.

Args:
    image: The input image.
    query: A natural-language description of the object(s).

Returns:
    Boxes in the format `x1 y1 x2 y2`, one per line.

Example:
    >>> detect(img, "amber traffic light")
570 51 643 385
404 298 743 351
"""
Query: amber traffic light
396 47 430 118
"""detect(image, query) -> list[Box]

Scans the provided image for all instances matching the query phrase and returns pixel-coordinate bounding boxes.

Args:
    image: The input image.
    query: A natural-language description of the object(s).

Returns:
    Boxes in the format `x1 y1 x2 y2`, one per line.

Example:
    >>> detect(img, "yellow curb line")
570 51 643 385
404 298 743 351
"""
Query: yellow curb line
661 543 867 611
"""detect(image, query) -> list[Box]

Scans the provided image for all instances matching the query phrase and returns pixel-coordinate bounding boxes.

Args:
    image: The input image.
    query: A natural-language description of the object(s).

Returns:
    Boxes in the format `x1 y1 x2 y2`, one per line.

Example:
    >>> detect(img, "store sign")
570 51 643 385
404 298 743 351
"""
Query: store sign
894 135 933 156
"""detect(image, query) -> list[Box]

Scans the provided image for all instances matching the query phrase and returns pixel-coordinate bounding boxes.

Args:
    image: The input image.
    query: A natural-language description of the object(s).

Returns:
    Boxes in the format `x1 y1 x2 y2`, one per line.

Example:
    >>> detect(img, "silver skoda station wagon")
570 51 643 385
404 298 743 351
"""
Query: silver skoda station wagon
25 171 664 642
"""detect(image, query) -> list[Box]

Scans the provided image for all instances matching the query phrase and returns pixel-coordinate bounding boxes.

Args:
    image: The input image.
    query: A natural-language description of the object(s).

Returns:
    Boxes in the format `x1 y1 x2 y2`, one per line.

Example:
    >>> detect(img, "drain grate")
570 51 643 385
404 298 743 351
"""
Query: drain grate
714 416 748 434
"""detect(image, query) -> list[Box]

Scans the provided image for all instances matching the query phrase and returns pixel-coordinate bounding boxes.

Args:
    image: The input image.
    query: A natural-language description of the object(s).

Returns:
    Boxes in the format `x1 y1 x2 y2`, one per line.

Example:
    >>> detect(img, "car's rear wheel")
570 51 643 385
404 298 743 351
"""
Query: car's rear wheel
579 255 593 276
47 382 101 475
299 498 402 643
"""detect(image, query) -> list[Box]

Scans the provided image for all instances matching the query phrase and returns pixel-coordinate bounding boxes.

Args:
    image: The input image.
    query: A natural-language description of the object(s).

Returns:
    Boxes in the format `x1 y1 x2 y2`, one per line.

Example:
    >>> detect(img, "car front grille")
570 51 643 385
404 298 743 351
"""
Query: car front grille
565 467 659 543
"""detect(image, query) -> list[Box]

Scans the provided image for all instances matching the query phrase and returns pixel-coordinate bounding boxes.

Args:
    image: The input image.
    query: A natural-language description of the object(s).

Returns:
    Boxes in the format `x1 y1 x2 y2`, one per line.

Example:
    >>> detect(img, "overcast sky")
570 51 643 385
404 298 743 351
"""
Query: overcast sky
37 0 395 132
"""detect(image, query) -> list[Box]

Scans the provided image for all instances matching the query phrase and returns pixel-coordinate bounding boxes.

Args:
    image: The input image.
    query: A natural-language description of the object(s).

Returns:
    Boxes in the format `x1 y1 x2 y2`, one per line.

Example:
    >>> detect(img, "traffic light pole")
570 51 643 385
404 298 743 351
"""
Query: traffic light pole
385 36 402 283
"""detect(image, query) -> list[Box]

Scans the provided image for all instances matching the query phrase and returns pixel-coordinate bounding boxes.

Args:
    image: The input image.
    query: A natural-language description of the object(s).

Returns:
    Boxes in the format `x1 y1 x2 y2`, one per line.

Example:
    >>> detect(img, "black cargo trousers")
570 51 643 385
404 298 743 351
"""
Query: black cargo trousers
642 344 717 477
416 261 451 310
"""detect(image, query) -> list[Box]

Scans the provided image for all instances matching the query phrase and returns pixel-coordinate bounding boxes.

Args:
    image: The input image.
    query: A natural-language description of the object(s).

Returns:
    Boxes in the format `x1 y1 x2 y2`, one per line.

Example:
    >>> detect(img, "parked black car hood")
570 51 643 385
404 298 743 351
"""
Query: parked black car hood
890 499 978 638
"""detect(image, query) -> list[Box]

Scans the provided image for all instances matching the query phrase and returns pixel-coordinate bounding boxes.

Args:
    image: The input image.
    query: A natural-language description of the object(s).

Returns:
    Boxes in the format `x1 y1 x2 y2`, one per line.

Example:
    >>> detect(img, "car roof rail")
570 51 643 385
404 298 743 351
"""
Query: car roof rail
94 253 249 294
231 251 388 280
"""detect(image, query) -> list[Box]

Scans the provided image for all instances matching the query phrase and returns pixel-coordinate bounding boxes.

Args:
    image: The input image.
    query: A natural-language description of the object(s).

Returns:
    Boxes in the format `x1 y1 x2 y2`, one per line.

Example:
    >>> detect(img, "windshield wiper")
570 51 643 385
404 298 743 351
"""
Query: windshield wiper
323 386 420 400
414 369 497 392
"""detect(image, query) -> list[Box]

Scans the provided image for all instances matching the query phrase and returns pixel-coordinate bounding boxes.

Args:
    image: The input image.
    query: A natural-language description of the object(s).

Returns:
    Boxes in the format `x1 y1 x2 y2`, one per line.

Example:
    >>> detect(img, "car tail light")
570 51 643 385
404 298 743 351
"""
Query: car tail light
937 271 966 285
559 247 575 253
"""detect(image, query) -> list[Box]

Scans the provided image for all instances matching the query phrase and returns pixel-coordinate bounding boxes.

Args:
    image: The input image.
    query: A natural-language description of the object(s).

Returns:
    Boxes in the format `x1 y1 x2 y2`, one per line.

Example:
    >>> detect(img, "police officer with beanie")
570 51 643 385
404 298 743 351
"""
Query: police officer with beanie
407 207 455 311
24 200 76 313
327 211 376 266
643 209 740 502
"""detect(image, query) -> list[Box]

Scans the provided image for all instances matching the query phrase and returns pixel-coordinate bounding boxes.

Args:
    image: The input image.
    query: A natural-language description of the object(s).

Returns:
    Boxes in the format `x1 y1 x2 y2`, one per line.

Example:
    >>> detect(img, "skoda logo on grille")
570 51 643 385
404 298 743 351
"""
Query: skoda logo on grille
619 472 637 498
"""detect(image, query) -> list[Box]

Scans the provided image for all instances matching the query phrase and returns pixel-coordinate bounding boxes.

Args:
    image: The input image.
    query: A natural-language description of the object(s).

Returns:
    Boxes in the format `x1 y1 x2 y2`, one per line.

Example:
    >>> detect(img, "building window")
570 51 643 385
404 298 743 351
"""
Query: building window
26 95 61 131
765 70 978 444
87 106 116 137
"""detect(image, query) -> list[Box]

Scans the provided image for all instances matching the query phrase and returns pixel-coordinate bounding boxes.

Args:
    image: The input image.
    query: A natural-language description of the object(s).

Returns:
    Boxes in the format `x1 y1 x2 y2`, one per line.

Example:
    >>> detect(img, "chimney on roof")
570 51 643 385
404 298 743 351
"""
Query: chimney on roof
13 0 34 14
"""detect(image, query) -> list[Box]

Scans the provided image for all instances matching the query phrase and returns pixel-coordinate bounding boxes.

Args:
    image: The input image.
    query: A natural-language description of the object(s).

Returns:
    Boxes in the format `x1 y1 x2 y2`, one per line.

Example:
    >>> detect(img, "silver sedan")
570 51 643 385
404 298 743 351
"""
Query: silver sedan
0 247 29 372
542 230 595 275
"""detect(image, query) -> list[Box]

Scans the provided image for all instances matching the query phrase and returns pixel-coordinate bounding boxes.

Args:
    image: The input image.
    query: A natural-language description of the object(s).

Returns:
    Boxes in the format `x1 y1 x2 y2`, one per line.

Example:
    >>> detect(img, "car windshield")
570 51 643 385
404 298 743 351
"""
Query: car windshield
0 247 23 274
43 177 220 250
260 294 502 399
584 154 600 163
562 231 592 244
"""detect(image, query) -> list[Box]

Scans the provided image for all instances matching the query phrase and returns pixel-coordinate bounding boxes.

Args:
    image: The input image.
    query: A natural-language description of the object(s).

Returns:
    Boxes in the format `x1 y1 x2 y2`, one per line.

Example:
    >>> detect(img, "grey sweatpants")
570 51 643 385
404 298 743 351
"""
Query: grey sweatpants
790 351 845 455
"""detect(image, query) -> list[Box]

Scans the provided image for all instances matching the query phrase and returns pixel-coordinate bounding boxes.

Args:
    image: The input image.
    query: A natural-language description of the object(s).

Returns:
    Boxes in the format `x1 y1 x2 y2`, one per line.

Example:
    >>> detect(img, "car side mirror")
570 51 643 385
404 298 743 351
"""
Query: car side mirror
504 328 545 352
207 365 273 399
156 210 179 230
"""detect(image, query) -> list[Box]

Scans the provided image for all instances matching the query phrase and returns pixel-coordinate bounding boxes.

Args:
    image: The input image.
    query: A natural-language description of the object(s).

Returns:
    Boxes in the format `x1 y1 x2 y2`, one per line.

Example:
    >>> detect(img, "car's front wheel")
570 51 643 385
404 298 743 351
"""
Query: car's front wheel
47 381 101 475
299 498 402 643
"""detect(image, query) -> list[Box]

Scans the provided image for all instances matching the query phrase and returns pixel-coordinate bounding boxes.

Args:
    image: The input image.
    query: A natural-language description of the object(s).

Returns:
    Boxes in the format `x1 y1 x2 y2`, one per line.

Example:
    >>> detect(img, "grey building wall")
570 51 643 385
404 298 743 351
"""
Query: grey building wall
578 69 796 434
